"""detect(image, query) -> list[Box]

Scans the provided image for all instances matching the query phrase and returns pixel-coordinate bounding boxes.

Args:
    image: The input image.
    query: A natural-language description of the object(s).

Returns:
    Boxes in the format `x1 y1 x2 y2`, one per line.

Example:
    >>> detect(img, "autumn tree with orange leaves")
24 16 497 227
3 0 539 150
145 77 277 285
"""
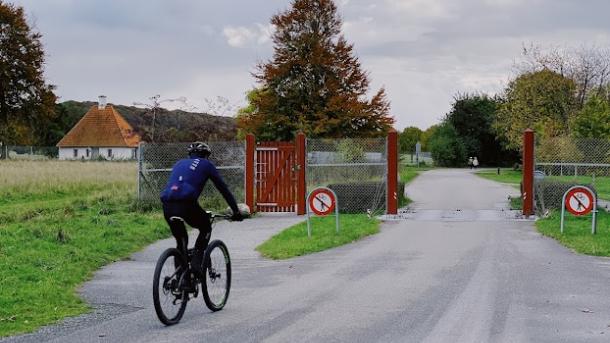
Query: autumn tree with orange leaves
237 0 394 141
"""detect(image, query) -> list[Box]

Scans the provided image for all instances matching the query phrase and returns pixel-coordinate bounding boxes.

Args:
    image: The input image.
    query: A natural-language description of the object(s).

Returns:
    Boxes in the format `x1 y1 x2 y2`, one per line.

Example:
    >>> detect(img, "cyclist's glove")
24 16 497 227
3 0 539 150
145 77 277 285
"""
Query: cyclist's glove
231 211 244 222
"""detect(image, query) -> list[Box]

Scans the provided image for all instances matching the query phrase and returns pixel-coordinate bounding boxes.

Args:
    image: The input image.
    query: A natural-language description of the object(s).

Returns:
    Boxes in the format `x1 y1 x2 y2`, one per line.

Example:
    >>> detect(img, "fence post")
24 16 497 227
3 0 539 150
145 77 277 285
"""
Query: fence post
523 129 535 217
137 142 143 200
296 132 307 215
245 134 256 213
387 129 399 215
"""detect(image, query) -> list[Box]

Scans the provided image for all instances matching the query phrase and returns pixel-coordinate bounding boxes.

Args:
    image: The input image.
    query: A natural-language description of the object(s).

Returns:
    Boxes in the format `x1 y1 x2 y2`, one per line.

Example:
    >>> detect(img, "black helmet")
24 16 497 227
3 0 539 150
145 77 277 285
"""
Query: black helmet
187 142 211 158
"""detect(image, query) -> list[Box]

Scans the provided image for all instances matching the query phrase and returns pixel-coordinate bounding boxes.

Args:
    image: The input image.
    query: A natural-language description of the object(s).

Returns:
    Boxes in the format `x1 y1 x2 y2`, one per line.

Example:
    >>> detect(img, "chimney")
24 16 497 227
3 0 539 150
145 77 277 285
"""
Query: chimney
98 95 107 110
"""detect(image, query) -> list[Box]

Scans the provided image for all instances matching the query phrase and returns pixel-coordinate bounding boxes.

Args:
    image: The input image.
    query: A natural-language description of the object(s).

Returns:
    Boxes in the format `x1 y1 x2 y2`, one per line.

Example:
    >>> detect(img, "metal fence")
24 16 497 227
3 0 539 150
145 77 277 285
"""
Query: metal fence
137 141 245 210
535 136 610 213
0 146 58 160
307 138 388 214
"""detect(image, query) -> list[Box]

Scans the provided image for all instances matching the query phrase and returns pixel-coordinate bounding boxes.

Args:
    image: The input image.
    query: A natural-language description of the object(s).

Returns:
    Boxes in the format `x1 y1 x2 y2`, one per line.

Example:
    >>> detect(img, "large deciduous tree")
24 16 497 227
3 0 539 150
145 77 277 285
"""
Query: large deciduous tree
571 95 610 139
237 0 394 141
399 126 422 154
494 69 577 150
446 93 517 166
0 1 57 145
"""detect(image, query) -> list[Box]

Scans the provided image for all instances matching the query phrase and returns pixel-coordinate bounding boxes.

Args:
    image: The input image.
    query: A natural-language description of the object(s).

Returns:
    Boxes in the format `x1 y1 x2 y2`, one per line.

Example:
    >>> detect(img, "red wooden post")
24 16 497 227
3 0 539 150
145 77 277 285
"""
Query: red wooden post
387 129 398 215
522 129 535 217
296 132 307 215
245 134 256 213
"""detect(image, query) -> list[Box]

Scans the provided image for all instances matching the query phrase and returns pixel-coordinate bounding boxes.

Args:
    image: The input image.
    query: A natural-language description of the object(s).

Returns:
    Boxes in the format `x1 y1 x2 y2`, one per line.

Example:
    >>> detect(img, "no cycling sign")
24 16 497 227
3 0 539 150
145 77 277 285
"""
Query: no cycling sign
306 187 340 238
561 185 597 234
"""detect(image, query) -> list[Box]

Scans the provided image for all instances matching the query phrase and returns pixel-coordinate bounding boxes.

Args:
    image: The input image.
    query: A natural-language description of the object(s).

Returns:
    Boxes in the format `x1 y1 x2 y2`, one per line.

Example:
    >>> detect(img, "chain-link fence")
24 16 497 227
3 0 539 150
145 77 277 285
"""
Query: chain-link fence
535 136 610 214
307 138 388 214
138 141 245 210
0 146 58 160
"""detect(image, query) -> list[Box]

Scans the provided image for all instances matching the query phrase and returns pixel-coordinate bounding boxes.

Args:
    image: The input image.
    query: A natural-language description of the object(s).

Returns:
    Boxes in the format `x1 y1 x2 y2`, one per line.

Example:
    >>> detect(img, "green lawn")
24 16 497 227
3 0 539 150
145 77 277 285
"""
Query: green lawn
0 161 168 337
476 168 610 200
399 165 433 206
536 210 610 256
476 167 610 256
400 165 433 185
256 214 380 260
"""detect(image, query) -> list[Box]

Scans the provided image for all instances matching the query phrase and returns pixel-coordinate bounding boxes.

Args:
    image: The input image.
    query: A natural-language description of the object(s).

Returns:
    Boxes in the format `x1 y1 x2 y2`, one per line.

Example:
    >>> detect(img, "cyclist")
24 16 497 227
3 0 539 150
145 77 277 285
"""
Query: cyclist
160 142 243 278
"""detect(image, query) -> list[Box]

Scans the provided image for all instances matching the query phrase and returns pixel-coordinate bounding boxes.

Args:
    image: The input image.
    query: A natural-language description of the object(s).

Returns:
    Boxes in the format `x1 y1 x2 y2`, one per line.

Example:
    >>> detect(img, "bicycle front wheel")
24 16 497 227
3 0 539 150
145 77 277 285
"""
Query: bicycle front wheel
202 240 231 311
153 248 188 325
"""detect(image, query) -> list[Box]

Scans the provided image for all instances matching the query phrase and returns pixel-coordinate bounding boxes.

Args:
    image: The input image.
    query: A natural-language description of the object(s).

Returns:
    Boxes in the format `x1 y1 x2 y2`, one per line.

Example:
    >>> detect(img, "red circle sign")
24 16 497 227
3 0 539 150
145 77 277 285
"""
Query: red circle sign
565 187 594 216
308 188 336 216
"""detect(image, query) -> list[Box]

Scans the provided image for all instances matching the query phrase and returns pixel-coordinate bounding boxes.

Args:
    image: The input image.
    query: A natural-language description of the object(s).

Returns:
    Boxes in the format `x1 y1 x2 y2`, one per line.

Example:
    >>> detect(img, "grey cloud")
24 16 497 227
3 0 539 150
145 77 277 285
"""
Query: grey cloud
12 0 610 130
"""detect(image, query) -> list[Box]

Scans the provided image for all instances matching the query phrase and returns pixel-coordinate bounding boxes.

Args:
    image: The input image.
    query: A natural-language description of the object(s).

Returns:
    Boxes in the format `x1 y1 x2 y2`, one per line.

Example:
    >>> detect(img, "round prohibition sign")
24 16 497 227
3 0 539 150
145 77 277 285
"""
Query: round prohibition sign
309 188 336 216
565 187 594 216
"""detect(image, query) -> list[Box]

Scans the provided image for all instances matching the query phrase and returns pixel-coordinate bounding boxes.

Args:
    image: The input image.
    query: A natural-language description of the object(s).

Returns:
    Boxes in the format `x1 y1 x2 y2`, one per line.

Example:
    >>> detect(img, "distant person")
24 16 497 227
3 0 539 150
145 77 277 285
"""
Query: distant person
468 157 474 169
473 157 479 169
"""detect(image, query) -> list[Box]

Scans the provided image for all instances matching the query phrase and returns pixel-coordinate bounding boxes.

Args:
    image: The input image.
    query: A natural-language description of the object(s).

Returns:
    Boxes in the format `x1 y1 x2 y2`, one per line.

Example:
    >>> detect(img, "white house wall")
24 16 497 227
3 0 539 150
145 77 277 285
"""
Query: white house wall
59 147 137 160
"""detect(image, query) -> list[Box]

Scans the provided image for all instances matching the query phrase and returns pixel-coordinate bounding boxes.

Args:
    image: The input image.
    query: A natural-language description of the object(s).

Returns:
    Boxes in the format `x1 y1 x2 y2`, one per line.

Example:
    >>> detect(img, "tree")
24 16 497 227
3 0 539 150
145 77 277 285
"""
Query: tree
237 0 394 141
571 95 610 139
428 123 466 167
399 126 422 154
520 44 610 106
445 93 517 165
494 69 577 150
0 1 57 145
420 124 439 151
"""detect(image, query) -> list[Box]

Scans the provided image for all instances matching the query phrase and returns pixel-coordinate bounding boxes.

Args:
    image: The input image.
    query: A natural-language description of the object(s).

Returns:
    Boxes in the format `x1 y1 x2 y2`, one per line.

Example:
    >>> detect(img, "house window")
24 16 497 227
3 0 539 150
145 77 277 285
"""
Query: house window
107 149 113 158
73 149 78 158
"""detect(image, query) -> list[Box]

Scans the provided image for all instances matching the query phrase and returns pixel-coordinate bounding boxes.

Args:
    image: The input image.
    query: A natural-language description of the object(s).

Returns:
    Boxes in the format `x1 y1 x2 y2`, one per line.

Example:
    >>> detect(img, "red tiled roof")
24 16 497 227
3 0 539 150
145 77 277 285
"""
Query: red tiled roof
57 105 141 148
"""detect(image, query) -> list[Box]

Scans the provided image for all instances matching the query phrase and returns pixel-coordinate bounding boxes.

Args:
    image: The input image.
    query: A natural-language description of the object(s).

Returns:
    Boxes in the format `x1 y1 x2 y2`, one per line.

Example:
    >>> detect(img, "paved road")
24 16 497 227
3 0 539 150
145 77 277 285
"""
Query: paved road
5 169 610 342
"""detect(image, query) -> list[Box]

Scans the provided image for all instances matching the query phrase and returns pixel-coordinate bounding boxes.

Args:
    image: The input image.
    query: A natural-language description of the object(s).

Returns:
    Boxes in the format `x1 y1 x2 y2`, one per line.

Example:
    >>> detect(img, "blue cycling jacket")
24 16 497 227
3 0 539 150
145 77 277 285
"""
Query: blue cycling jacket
160 158 238 212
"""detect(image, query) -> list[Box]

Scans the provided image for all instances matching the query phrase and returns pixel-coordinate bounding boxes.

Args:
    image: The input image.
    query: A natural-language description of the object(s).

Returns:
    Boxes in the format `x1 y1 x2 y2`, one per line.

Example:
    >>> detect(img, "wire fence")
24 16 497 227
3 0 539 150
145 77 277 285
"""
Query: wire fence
535 136 610 213
137 141 245 210
307 138 388 214
0 145 58 160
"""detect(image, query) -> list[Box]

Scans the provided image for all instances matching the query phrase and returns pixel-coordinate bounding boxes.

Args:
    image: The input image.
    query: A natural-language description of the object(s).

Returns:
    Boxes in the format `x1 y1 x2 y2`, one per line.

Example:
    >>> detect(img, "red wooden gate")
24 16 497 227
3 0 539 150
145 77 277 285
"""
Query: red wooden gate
255 142 298 212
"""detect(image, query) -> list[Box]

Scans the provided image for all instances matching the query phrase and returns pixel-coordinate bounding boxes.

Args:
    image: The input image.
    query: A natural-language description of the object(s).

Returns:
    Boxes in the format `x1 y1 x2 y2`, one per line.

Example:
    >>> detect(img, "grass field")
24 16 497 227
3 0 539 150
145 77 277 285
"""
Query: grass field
256 214 379 260
0 160 168 337
476 168 610 200
477 168 610 256
536 210 610 256
399 165 433 206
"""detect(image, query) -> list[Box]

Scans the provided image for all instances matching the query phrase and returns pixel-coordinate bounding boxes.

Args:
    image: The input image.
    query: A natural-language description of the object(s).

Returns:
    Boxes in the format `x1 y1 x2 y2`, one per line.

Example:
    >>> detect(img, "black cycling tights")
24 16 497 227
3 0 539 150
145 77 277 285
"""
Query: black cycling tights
162 201 212 256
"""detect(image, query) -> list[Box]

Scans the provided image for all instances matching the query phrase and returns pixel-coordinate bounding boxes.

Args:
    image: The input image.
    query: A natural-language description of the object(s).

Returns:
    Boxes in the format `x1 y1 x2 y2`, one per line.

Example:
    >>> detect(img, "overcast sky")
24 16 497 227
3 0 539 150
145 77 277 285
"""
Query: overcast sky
12 0 610 130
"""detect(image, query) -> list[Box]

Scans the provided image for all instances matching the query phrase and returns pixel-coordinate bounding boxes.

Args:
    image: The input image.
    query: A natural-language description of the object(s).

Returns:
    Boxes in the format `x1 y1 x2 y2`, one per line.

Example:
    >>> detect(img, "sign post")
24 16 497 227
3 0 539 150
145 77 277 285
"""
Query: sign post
561 185 597 234
415 141 421 167
306 187 339 238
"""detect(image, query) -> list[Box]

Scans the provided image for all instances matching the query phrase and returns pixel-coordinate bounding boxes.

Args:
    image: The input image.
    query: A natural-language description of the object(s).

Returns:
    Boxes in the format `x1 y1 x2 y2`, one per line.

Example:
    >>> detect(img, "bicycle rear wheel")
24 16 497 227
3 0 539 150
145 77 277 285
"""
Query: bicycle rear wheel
202 240 231 311
153 248 188 325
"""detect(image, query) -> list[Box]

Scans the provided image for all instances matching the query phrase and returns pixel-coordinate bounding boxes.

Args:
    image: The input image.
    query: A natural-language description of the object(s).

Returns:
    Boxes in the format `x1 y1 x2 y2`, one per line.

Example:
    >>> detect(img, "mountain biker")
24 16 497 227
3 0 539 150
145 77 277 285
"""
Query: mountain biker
160 142 243 278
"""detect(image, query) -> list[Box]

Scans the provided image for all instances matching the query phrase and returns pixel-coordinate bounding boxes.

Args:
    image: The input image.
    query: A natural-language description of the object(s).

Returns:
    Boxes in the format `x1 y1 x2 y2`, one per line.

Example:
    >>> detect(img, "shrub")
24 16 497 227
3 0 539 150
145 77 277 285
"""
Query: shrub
429 123 467 167
327 181 404 214
535 180 597 210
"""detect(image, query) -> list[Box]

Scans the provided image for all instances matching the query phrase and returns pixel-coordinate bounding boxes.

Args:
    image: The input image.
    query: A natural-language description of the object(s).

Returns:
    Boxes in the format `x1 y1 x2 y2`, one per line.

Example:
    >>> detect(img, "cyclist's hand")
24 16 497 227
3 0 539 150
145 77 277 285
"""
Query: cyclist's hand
231 211 244 222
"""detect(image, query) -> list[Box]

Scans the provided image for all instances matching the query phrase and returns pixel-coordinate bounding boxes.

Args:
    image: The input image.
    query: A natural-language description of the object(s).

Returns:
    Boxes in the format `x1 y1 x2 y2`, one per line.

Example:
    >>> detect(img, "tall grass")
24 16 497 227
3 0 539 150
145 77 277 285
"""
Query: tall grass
0 160 166 337
0 160 136 190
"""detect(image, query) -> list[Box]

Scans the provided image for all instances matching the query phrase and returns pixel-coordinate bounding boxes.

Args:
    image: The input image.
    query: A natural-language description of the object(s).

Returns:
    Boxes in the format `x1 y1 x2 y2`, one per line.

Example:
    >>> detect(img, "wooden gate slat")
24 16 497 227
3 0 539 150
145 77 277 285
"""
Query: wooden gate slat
254 142 297 213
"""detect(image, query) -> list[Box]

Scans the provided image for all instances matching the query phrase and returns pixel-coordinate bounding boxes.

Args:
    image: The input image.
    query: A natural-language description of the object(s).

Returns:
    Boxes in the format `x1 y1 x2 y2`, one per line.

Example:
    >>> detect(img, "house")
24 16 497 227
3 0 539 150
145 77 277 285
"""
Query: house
57 96 141 160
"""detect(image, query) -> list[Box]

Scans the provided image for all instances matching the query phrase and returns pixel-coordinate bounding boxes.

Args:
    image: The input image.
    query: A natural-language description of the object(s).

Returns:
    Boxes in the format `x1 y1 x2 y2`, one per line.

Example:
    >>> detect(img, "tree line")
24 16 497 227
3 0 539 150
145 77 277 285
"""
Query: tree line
402 44 610 167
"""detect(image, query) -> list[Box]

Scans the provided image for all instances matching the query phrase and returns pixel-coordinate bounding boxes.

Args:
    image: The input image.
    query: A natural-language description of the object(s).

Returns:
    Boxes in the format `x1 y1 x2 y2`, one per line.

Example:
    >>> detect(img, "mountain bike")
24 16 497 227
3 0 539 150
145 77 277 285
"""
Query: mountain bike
153 212 232 325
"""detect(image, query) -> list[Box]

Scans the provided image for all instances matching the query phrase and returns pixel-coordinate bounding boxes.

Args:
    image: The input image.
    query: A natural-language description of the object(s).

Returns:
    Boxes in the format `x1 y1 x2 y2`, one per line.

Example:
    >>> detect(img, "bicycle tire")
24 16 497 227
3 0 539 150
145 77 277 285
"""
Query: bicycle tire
153 248 188 325
202 240 231 311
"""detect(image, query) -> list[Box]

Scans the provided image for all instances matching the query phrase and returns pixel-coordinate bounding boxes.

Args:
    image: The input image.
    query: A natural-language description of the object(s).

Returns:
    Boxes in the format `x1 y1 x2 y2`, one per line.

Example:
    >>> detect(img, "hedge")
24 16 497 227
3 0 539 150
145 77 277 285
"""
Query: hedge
327 181 405 214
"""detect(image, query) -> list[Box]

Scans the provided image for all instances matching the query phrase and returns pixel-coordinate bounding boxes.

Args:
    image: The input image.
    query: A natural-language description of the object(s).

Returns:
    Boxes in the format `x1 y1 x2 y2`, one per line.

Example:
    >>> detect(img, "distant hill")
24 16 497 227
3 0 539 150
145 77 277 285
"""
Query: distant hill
57 100 238 144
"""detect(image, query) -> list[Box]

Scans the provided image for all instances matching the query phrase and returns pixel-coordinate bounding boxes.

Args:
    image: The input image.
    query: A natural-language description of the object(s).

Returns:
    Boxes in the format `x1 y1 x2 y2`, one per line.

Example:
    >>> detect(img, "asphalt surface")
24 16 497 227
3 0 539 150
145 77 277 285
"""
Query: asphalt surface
5 169 610 342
